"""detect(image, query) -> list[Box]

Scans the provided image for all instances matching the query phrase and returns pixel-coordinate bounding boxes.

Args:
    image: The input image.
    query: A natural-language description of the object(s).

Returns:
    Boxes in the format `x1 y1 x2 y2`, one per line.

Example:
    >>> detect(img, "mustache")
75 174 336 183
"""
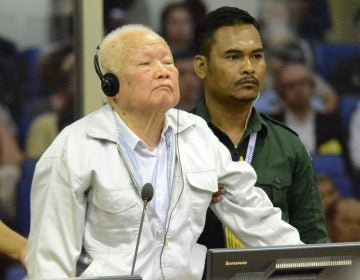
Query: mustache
235 76 259 86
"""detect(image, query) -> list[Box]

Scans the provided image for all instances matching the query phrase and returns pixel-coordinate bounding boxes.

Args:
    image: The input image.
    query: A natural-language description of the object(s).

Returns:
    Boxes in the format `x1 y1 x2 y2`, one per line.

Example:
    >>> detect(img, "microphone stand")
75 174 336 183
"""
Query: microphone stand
131 199 150 275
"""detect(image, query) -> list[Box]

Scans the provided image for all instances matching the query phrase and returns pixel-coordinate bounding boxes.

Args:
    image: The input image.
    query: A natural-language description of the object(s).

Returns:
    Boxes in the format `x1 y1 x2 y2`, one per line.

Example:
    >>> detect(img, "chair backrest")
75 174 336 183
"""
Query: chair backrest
312 154 346 175
20 48 41 99
16 159 37 236
330 176 353 197
339 96 360 130
314 43 359 82
312 154 353 197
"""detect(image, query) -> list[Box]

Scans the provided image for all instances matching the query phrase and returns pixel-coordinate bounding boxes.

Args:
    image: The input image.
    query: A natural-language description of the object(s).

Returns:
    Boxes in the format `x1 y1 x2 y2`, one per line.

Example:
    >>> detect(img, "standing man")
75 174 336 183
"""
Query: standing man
192 7 328 248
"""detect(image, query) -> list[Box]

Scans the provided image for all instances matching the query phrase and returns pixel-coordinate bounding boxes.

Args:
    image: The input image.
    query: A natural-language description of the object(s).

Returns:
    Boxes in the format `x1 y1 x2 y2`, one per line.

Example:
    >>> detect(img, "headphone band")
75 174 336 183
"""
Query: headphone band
93 46 120 97
94 47 103 82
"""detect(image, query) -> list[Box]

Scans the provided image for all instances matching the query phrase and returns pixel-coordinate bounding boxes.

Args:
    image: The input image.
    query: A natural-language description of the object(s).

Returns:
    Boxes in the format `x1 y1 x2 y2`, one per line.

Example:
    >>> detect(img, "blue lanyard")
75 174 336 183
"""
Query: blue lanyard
245 132 257 164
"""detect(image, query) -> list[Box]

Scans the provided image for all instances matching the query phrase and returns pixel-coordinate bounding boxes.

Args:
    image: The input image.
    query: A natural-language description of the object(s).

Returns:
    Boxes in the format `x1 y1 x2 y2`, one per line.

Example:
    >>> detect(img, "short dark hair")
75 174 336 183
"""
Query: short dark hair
194 6 261 57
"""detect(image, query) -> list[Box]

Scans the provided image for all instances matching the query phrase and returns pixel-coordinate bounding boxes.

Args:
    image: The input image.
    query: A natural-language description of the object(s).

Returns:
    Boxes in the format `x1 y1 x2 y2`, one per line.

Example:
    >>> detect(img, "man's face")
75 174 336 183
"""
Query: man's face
332 200 360 242
277 63 313 112
175 57 202 110
200 24 266 105
317 178 340 212
165 8 193 44
117 32 180 113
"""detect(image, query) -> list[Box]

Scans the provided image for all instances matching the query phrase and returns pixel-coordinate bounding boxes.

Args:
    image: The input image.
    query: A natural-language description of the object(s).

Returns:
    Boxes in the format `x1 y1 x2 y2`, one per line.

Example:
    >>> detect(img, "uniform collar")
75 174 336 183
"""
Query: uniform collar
193 99 268 138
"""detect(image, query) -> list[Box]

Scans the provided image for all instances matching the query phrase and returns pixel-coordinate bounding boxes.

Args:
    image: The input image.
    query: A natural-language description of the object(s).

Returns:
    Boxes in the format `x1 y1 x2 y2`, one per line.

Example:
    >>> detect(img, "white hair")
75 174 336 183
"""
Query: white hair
98 24 165 75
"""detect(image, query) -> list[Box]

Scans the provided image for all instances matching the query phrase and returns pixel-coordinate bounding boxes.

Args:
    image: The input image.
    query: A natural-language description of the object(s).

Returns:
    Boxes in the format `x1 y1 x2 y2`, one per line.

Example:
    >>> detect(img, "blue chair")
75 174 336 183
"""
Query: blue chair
330 175 353 197
16 160 37 237
17 180 32 237
339 96 360 129
314 43 359 82
312 154 346 175
20 48 41 100
312 155 353 197
20 159 37 181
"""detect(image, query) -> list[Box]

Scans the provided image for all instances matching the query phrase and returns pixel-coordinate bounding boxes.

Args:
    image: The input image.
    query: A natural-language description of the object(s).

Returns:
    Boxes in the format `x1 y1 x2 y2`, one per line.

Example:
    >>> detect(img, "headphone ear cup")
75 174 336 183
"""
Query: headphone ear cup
101 73 120 97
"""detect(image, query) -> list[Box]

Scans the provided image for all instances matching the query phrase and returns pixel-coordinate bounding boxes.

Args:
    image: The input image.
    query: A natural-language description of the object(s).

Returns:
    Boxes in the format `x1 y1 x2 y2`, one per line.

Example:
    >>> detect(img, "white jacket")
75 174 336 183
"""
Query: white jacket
27 104 302 280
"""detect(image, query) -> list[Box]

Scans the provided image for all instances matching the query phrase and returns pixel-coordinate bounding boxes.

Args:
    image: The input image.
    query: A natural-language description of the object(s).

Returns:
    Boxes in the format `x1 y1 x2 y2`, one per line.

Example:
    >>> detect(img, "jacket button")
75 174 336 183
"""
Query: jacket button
274 176 281 184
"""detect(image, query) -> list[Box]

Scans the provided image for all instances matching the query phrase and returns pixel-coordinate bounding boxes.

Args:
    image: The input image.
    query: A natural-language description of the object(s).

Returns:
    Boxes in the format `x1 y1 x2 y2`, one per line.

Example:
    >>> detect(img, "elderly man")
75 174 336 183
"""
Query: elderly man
26 24 302 280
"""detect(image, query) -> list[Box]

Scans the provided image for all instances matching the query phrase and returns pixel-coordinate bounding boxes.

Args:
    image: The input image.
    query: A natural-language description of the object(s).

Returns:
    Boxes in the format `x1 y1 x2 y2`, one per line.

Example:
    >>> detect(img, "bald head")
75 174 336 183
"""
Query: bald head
98 24 168 75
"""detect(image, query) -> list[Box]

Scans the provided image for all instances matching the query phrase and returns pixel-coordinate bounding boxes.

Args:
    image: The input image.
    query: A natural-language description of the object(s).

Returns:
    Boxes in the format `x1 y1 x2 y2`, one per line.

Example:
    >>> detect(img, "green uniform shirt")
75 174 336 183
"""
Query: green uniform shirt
194 101 328 245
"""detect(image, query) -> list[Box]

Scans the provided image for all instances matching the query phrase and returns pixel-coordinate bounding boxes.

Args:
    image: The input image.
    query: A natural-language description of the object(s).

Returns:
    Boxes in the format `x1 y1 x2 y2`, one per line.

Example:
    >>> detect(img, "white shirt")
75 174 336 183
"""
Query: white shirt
114 112 170 225
285 109 316 154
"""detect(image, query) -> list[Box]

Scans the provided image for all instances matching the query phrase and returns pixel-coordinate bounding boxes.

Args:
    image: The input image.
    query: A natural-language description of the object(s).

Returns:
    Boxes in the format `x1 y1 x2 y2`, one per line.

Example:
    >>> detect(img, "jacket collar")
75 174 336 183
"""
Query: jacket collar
86 104 195 143
86 103 119 143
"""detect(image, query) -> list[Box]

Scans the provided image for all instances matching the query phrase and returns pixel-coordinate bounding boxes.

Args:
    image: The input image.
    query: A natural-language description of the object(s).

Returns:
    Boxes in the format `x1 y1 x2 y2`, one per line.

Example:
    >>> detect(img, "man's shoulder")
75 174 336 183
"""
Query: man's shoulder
259 113 298 137
256 113 310 156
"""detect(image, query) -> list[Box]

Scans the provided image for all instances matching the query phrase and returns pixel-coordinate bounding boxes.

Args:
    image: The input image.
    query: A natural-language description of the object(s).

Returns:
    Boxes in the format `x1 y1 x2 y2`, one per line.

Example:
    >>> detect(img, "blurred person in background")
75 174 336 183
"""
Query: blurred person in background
103 0 135 34
174 51 203 111
258 0 330 49
0 121 23 223
331 9 360 96
316 174 341 215
257 0 292 49
271 61 345 157
287 0 331 48
0 95 24 277
0 57 19 141
0 101 18 139
25 45 75 160
0 35 22 125
183 0 207 26
160 1 195 55
256 40 338 115
0 59 23 225
326 198 360 242
257 0 337 115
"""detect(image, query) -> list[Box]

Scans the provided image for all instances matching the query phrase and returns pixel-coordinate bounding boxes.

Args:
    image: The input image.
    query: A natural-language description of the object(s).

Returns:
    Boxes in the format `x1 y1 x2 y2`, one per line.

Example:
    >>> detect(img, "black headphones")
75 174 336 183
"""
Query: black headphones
93 46 120 97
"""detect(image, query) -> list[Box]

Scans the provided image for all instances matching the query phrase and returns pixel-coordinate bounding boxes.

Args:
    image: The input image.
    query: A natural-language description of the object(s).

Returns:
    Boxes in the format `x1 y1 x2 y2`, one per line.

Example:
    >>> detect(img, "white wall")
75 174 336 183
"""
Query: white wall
0 0 52 50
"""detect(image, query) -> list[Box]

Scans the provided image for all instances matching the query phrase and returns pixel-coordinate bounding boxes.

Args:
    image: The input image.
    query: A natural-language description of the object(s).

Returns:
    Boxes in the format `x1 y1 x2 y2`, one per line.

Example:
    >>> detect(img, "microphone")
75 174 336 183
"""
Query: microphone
131 183 154 275
141 182 154 204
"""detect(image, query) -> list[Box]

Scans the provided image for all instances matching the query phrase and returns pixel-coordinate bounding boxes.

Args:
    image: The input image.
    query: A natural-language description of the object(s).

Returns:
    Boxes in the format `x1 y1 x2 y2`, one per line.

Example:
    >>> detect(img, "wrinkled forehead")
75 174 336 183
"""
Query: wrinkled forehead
119 31 171 59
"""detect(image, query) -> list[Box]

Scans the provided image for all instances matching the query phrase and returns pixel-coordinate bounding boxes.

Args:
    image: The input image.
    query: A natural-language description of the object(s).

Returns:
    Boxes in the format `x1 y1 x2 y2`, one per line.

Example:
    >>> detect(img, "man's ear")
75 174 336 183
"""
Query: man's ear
193 55 207 79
